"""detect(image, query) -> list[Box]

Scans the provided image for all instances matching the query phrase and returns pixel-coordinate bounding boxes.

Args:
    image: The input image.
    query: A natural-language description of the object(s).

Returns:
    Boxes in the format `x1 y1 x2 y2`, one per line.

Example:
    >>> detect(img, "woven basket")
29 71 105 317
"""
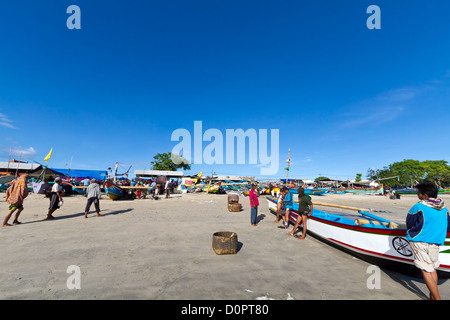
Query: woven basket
212 231 238 255
227 193 239 203
228 202 242 212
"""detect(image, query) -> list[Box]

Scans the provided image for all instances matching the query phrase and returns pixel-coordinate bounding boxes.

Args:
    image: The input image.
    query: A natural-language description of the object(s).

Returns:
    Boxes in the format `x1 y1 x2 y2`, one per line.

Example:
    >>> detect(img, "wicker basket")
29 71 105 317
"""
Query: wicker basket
212 231 238 255
227 193 239 203
228 202 242 212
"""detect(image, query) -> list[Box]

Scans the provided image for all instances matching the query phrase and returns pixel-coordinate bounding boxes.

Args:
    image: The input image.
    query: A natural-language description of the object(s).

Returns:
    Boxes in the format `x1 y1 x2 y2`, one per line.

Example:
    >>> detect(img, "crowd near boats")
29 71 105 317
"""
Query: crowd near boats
1 158 448 200
1 157 450 299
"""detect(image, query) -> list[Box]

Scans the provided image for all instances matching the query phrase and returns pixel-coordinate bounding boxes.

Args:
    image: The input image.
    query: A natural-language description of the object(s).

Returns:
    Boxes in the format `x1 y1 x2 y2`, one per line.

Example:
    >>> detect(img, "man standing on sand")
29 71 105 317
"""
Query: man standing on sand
249 184 259 226
406 181 450 300
287 187 313 239
165 179 170 198
84 179 102 218
3 174 29 227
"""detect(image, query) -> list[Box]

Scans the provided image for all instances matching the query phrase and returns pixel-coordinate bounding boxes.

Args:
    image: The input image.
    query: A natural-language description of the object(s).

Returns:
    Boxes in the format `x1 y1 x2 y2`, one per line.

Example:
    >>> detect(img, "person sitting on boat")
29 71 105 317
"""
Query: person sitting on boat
406 181 450 300
282 187 294 228
287 187 313 239
274 189 285 223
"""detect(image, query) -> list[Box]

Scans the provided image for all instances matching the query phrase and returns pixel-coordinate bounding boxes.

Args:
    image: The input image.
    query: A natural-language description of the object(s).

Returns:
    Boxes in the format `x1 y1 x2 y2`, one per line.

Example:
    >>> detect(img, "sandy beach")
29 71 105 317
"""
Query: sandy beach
1 191 450 300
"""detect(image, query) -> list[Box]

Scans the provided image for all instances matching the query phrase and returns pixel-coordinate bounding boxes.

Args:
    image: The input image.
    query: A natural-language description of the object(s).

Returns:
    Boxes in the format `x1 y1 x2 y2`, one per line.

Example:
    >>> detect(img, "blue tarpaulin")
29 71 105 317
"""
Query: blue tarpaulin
51 168 108 181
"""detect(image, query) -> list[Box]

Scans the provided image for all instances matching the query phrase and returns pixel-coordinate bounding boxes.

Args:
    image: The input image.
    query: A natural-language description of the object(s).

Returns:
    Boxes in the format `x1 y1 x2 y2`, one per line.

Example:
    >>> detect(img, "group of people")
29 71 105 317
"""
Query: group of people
275 186 313 239
1 175 104 226
1 174 179 226
248 184 313 239
126 179 176 199
248 181 450 300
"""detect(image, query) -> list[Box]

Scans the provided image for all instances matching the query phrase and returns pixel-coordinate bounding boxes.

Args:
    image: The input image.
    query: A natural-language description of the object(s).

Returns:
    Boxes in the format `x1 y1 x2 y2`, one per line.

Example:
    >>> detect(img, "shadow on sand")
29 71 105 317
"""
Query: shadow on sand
21 208 134 225
382 267 448 300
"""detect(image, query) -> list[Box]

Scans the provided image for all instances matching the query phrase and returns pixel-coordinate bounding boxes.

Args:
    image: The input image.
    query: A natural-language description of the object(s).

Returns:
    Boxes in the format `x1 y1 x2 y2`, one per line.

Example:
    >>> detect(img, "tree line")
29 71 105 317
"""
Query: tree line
366 159 450 188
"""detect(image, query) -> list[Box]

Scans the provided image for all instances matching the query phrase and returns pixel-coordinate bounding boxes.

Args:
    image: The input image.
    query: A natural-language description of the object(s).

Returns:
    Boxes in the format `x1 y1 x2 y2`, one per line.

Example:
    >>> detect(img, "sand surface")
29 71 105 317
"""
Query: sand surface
1 191 450 300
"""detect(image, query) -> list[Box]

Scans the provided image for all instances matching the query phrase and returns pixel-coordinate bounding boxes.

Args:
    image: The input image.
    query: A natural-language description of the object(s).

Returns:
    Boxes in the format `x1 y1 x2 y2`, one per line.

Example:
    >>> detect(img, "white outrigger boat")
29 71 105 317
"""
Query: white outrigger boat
266 196 450 277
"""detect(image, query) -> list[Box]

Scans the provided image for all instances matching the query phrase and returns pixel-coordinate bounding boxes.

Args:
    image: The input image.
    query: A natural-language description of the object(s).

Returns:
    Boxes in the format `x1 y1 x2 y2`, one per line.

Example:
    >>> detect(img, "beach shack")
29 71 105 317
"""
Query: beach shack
0 161 41 177
134 170 184 180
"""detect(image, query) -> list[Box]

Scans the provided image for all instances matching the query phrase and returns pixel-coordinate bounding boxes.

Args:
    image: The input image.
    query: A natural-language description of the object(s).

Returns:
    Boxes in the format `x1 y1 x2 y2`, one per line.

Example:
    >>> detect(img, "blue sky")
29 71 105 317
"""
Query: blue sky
0 1 449 180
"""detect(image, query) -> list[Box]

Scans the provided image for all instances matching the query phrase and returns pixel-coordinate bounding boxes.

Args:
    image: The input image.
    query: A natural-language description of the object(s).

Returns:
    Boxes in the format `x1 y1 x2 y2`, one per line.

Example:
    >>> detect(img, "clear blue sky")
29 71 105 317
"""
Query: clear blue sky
0 1 449 180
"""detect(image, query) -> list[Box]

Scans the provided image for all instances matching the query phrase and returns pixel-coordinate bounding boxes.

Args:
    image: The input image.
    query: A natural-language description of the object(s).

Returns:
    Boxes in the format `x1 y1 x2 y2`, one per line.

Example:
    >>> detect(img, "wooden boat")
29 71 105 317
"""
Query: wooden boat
207 185 220 193
394 188 416 195
326 188 346 194
104 180 124 200
266 196 450 277
292 188 327 196
344 186 383 195
31 181 52 194
395 188 450 195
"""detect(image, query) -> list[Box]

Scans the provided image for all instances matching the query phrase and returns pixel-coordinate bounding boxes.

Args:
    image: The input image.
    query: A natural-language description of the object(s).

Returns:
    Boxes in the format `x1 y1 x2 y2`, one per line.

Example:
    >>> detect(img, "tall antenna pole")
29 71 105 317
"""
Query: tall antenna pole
67 156 73 178
286 149 291 183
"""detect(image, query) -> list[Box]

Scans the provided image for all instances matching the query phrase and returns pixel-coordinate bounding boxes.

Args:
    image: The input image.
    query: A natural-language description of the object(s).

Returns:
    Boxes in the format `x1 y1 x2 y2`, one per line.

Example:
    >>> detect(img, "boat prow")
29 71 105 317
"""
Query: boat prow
266 196 450 278
104 180 124 200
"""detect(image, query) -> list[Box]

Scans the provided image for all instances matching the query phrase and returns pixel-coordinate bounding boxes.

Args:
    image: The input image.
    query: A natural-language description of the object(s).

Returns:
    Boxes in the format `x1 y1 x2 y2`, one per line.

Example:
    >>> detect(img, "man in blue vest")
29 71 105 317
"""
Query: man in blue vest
281 187 294 229
406 181 450 300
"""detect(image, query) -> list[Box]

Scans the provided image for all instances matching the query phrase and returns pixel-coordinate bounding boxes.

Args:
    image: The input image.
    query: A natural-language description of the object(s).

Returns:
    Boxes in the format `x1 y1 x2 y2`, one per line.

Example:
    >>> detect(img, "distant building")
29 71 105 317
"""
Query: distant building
0 160 41 176
134 170 184 179
210 175 254 182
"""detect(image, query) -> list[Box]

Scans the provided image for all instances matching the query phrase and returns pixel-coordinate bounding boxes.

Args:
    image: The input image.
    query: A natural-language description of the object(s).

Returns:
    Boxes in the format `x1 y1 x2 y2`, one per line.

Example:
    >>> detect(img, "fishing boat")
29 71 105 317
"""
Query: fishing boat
59 180 87 195
289 187 327 196
207 184 220 193
394 188 416 195
104 179 124 200
266 196 450 277
71 186 87 195
326 188 346 194
395 188 450 195
344 186 383 195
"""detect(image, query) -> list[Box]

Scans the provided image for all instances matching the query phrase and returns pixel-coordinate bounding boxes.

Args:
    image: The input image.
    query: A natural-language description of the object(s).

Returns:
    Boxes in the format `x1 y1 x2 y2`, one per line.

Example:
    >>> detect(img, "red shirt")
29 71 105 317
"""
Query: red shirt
249 189 259 207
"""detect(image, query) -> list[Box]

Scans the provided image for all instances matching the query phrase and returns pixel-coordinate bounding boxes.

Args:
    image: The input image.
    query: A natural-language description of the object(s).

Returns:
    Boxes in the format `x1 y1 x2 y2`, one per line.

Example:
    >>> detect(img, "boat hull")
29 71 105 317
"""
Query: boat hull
289 188 327 196
344 188 383 195
266 196 450 277
104 180 124 200
396 189 450 195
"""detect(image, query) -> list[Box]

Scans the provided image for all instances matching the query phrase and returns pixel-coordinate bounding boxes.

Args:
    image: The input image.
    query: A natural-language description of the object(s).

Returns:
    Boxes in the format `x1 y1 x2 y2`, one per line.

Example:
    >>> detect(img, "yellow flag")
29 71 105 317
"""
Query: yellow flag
44 148 53 162
197 171 203 177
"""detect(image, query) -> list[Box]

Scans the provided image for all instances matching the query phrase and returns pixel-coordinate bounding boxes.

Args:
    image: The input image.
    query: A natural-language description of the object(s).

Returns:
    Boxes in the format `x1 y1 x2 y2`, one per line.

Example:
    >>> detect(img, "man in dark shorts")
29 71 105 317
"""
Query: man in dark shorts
84 179 102 218
287 187 313 239
47 177 64 220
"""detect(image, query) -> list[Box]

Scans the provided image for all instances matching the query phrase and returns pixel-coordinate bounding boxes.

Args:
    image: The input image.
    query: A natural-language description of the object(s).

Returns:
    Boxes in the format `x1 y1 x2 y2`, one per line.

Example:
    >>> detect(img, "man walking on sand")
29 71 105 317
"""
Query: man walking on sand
47 177 64 220
3 174 29 226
